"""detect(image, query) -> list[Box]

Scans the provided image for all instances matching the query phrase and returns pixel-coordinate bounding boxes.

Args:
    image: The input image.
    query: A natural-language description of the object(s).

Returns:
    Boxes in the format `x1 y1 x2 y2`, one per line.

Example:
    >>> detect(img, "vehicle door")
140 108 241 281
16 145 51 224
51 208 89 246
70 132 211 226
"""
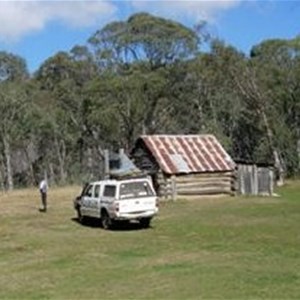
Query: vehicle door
101 184 117 216
90 183 102 218
80 184 94 216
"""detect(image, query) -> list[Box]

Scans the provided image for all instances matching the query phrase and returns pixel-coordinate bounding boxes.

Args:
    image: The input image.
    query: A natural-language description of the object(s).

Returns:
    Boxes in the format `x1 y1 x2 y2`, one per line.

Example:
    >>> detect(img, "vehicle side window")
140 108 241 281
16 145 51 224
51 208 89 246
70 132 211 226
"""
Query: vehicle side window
94 184 100 198
84 185 93 197
103 185 116 198
80 183 89 196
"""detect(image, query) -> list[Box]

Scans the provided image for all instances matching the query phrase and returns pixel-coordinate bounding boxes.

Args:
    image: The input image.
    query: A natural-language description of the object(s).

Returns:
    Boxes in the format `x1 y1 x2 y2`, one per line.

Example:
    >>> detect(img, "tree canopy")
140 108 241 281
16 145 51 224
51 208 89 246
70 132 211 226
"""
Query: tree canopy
0 13 299 189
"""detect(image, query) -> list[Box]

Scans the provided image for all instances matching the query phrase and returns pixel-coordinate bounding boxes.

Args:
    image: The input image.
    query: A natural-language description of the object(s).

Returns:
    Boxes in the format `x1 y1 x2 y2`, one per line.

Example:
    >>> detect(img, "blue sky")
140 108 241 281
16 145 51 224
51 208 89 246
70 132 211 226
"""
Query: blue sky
0 0 299 73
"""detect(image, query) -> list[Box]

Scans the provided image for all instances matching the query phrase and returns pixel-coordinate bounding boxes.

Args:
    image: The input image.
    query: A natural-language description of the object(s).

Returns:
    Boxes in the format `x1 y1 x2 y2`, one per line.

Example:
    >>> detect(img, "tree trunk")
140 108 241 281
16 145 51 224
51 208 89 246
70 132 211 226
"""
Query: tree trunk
87 147 93 180
54 137 67 184
297 138 300 173
0 162 5 191
25 141 36 186
232 65 285 185
49 163 55 186
25 151 35 186
3 136 13 190
261 109 284 186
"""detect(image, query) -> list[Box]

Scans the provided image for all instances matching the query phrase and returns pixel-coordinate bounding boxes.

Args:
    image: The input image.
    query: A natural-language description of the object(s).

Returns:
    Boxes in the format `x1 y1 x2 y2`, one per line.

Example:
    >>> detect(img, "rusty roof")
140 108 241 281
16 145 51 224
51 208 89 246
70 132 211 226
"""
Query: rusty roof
139 134 235 174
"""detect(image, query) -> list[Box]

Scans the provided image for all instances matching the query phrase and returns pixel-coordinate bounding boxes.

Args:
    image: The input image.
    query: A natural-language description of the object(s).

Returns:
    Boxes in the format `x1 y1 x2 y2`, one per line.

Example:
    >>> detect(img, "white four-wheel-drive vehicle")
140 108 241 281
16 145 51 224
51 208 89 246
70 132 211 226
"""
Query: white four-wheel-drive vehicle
74 177 158 229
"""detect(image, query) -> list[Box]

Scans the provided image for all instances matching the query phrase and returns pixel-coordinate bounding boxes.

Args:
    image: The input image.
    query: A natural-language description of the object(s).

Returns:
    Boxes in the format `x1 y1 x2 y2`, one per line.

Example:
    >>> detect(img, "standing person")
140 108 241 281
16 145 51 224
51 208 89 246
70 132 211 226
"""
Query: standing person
39 179 48 212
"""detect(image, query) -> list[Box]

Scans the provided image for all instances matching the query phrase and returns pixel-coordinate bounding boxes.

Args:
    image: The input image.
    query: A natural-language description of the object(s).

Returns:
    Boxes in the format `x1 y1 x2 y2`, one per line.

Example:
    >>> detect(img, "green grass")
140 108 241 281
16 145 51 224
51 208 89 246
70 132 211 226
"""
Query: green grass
0 182 300 299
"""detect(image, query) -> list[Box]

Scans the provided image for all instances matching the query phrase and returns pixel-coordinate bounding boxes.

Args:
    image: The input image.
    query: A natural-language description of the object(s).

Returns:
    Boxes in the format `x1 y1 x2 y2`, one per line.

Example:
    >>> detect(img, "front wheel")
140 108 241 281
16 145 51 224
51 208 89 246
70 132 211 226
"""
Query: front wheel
76 206 86 224
101 211 113 230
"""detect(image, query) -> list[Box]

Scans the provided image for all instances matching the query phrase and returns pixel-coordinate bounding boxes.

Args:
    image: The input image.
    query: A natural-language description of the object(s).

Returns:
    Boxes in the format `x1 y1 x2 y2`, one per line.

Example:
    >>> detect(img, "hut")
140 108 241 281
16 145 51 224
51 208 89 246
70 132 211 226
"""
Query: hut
131 135 236 199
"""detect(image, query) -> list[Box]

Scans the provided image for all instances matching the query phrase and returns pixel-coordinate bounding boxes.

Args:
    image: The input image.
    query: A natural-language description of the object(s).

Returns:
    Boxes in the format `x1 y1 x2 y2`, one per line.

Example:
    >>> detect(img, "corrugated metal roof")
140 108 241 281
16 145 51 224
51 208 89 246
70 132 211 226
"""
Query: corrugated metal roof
140 134 235 174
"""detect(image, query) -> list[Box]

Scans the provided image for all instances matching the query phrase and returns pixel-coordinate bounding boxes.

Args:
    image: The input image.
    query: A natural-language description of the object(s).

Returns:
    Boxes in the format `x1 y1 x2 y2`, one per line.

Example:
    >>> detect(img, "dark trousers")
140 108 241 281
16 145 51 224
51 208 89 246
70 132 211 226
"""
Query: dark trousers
40 191 47 211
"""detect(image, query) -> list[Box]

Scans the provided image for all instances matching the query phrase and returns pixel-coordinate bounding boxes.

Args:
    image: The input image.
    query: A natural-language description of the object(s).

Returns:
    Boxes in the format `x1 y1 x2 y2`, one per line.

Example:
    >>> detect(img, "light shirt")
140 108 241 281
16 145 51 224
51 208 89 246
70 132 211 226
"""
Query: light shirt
39 180 48 193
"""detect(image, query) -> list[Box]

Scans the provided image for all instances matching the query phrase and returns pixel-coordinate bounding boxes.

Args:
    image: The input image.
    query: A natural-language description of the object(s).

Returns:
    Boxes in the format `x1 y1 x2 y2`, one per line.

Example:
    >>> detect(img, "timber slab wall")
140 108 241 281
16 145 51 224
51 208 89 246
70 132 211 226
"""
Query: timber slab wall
236 164 274 196
157 171 235 200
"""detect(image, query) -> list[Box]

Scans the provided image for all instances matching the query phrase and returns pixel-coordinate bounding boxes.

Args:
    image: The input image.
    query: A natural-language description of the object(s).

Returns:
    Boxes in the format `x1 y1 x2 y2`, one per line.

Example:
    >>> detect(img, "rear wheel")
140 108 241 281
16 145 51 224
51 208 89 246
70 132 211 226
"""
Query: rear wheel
140 218 151 229
101 211 112 230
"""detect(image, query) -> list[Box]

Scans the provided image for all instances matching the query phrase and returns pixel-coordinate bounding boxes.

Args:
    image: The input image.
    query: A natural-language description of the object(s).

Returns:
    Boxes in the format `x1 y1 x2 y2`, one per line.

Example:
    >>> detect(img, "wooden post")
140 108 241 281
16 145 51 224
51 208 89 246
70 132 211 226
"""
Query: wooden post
253 164 258 195
239 165 245 195
171 175 177 201
233 169 238 196
269 167 274 196
164 175 168 200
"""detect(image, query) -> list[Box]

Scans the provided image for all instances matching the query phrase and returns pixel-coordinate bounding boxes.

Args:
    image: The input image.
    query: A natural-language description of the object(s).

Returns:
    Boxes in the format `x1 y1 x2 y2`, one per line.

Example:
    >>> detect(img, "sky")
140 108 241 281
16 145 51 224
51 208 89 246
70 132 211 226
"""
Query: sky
0 0 299 73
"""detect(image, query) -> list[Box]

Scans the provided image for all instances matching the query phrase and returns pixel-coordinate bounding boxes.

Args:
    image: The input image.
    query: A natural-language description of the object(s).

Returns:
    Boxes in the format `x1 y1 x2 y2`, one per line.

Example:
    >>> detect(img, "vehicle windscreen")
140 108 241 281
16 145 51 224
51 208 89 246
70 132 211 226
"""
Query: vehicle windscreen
119 181 154 200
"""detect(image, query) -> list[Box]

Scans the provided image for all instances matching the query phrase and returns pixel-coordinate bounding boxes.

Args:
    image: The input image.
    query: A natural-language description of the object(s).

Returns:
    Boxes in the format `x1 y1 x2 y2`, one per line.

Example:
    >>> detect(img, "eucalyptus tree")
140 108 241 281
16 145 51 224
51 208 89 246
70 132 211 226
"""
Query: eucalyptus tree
250 38 300 176
0 83 34 190
227 40 291 184
204 40 260 160
88 12 199 70
35 50 98 182
168 40 246 156
0 52 30 190
87 13 200 151
0 51 28 82
86 63 172 152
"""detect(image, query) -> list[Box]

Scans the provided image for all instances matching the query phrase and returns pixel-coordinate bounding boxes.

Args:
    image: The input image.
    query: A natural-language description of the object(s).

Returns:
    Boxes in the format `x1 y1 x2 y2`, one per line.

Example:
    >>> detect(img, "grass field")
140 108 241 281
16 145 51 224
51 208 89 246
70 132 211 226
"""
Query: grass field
1 182 300 299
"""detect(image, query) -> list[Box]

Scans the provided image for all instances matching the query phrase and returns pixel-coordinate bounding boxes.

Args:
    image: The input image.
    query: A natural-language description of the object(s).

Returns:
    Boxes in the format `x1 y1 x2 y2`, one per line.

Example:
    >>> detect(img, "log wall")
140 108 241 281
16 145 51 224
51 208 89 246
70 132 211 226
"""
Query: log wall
157 171 235 200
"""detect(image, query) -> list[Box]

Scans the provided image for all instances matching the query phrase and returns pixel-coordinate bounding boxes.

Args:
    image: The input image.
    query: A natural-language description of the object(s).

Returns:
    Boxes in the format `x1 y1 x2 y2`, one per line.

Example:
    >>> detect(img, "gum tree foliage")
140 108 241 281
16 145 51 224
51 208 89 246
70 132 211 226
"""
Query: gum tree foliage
169 41 245 151
86 64 171 152
88 12 199 69
34 49 101 182
0 51 28 82
2 14 300 189
0 52 31 189
250 38 300 175
87 13 200 151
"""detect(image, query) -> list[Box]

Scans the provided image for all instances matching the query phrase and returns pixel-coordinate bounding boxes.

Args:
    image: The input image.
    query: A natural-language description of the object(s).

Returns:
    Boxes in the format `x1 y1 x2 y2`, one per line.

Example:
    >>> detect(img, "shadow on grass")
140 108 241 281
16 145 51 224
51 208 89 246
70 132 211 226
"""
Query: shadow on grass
71 217 152 231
